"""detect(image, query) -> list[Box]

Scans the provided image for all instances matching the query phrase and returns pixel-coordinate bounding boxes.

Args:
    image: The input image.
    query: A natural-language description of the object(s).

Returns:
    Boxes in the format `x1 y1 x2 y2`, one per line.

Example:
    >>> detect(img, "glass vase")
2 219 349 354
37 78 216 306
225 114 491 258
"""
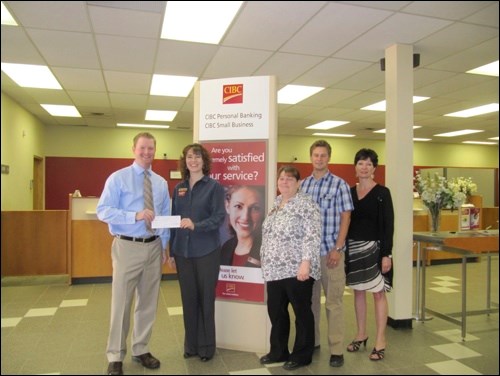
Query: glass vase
428 207 441 232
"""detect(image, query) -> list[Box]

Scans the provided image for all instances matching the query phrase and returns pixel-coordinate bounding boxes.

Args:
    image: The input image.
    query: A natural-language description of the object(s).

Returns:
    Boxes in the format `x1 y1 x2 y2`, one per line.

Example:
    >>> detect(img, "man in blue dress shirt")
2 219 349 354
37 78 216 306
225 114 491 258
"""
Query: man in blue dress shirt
97 132 170 375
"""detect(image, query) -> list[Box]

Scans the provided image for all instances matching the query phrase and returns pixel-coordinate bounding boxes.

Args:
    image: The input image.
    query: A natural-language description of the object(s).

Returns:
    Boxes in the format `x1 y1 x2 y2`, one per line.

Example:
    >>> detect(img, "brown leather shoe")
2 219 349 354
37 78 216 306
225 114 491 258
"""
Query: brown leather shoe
132 352 160 369
107 361 123 375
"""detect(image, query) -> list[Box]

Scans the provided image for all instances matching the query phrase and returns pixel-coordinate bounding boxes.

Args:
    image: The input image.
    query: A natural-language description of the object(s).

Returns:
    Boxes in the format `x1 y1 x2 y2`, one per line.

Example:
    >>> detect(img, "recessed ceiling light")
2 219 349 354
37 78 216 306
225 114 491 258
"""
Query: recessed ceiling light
434 129 483 137
312 132 355 138
277 85 324 104
117 123 170 129
150 75 198 97
361 96 429 111
161 1 243 44
41 104 81 117
306 120 349 130
413 138 431 142
145 110 177 121
466 61 499 77
1 63 61 89
444 103 499 118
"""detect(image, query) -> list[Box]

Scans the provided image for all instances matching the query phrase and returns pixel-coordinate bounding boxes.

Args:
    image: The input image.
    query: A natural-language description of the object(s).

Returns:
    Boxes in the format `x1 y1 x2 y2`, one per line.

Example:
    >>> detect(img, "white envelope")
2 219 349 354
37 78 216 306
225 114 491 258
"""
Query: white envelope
152 215 181 228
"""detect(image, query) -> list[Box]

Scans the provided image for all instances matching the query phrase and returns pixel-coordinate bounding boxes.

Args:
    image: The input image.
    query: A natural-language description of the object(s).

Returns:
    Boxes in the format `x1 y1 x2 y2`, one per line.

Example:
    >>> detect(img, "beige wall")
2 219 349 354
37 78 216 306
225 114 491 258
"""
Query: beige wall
42 125 500 168
1 93 45 211
278 135 499 167
44 123 193 159
2 91 499 210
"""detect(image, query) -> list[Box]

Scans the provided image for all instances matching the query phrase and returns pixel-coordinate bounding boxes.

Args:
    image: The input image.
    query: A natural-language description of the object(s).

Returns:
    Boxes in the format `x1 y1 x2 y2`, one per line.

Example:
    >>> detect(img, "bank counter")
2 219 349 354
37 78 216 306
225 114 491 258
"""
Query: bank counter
412 195 499 264
413 229 499 340
69 195 175 283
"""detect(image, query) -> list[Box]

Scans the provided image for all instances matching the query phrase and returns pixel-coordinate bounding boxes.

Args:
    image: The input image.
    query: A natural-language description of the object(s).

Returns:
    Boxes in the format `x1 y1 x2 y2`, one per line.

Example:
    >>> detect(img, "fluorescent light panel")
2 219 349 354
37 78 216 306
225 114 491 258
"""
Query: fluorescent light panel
434 129 483 137
150 74 198 97
312 132 355 138
444 103 499 118
466 61 499 77
306 120 349 130
117 123 170 129
462 141 498 145
1 63 62 89
373 125 421 134
489 137 499 140
1 2 17 25
278 85 324 104
145 110 177 121
361 96 430 111
41 104 81 117
413 138 431 142
161 1 243 44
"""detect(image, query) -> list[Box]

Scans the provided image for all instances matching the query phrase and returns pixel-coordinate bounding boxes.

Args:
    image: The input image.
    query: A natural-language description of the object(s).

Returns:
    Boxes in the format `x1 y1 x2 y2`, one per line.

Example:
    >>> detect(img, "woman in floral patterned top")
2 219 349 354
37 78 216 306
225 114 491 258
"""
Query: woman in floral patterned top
259 165 322 371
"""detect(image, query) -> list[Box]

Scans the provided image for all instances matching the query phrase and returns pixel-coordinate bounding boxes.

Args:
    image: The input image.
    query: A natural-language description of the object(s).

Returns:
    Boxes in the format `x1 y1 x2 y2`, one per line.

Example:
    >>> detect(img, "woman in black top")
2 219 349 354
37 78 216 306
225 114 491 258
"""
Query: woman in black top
345 148 394 361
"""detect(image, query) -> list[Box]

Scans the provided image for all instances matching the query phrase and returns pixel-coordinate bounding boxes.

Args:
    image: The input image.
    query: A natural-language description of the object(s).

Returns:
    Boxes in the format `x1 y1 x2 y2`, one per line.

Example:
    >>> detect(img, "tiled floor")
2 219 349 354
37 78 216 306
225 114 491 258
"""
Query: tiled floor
1 257 498 375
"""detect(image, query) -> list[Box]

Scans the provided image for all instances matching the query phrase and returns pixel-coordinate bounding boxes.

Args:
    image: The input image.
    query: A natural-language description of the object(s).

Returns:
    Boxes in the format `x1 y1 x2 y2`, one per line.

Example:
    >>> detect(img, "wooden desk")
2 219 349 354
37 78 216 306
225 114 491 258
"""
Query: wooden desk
69 195 175 283
413 230 499 340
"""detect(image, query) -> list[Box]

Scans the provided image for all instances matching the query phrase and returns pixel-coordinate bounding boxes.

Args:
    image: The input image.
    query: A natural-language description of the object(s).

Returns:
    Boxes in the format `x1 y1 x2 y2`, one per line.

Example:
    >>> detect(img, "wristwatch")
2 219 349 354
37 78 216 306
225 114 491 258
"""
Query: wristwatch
334 246 343 252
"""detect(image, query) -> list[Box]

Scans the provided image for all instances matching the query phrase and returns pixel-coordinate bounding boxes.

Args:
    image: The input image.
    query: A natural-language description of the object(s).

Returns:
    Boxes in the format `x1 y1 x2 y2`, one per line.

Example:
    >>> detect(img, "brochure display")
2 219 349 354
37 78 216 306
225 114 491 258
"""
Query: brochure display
459 204 481 231
460 205 472 230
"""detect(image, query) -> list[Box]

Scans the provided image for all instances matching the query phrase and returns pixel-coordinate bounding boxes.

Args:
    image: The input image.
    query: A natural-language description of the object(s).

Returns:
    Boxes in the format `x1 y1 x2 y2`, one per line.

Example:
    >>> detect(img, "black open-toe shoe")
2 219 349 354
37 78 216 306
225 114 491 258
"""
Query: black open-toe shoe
346 337 368 352
369 347 385 361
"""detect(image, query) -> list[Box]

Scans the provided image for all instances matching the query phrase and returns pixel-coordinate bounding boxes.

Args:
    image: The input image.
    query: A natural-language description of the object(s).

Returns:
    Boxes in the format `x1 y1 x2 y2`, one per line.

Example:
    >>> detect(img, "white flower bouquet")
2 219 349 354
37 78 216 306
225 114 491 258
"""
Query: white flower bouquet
414 171 468 211
448 176 477 199
414 171 471 231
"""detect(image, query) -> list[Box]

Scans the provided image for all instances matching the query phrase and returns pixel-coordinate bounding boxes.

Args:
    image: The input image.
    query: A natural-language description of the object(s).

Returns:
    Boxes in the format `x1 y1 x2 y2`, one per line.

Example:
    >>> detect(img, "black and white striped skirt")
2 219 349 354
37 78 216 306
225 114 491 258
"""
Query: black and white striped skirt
345 240 392 293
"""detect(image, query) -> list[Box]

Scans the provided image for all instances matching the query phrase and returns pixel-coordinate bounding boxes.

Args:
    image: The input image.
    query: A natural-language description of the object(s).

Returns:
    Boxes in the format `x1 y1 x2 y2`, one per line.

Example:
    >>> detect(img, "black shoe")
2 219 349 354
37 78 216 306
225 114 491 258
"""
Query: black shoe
329 354 344 367
347 337 368 352
107 361 123 375
369 347 385 361
283 361 307 370
132 352 160 369
260 353 289 364
183 352 197 359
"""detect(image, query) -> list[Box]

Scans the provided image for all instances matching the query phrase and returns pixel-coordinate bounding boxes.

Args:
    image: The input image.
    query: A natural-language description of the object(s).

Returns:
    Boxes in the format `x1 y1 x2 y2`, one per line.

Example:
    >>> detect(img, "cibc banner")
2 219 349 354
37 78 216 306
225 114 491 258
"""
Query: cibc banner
204 140 266 302
198 76 270 141
197 76 274 303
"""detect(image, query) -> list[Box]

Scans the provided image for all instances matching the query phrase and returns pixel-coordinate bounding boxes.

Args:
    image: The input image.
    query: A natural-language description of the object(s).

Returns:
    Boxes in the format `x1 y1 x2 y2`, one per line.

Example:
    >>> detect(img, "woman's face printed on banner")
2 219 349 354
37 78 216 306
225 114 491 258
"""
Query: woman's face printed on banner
226 186 264 240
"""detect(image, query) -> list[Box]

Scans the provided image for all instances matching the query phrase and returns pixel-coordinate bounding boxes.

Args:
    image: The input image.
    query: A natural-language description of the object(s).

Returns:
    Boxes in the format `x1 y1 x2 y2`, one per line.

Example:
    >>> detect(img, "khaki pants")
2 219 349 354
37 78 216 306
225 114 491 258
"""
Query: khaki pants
106 237 162 362
312 252 345 355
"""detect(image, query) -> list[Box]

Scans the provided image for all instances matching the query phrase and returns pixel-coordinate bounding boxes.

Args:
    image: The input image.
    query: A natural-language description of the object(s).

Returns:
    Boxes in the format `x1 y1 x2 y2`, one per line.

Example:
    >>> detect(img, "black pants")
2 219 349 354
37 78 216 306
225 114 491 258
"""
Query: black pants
175 248 221 358
266 277 315 364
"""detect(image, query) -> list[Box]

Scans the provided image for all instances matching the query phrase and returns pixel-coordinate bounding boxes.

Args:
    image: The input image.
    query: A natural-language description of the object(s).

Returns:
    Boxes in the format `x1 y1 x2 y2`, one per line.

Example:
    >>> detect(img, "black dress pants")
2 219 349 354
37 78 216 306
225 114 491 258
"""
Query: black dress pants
266 277 315 364
175 248 221 359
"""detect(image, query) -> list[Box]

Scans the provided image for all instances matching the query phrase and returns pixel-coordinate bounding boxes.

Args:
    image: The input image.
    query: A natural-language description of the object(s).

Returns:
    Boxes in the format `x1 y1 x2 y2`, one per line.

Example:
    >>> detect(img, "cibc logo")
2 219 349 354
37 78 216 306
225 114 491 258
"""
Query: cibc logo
223 84 243 104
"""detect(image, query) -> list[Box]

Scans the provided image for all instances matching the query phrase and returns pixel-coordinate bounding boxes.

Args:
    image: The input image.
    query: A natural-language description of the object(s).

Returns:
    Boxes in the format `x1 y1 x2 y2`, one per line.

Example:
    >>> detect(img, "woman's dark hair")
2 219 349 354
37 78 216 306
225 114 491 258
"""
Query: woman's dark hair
179 143 212 179
277 165 300 180
354 148 378 167
225 185 265 204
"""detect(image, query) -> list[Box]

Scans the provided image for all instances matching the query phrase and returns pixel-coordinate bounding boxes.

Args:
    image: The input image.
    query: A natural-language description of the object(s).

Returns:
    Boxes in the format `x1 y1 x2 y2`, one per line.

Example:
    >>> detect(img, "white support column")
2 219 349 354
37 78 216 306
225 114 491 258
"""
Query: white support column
385 44 414 326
